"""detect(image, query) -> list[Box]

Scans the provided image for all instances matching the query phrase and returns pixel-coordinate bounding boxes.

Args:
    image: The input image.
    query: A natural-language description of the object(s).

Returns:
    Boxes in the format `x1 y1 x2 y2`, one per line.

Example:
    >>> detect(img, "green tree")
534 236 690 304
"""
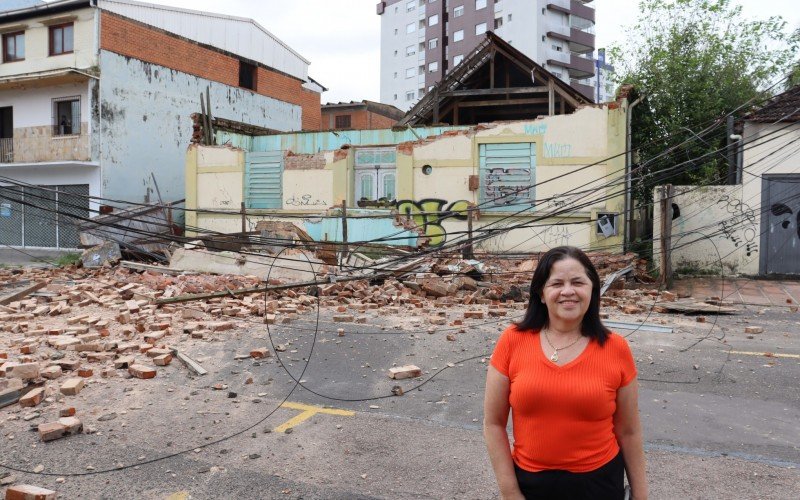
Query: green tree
611 0 799 191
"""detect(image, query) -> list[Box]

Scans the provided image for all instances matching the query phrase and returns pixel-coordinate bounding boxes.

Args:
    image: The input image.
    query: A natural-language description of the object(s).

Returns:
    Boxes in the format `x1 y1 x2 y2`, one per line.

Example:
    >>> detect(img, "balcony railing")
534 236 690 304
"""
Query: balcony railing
0 138 12 163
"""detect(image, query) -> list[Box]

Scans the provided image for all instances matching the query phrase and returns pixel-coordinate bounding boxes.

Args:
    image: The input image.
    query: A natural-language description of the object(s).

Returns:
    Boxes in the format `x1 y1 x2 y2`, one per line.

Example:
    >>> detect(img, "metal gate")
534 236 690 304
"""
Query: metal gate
0 184 90 249
760 175 800 275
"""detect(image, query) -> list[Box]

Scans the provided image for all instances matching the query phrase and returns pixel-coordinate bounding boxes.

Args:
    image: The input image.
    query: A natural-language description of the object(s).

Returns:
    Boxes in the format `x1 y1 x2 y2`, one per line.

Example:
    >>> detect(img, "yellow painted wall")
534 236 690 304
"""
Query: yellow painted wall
282 169 334 209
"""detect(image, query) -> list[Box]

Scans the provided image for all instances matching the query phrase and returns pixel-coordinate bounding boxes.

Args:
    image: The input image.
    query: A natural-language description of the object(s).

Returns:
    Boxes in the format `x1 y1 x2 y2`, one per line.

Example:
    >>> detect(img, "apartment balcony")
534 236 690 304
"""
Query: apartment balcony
547 26 595 54
547 53 594 79
547 0 595 22
0 126 90 164
571 79 595 101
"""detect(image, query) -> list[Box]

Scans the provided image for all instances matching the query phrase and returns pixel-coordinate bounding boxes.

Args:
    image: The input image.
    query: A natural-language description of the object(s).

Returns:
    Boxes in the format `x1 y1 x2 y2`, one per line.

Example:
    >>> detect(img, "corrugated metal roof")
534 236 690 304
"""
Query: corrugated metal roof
98 0 309 82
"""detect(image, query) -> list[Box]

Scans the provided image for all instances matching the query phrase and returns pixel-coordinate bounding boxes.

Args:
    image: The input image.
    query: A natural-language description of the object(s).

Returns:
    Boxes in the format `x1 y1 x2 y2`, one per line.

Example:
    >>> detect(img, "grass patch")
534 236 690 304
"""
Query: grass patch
55 252 81 267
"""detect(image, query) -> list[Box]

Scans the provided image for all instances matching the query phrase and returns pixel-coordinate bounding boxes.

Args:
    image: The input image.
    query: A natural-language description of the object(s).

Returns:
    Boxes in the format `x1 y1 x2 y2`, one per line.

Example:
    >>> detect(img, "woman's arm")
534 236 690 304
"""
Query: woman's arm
613 380 648 500
484 365 525 500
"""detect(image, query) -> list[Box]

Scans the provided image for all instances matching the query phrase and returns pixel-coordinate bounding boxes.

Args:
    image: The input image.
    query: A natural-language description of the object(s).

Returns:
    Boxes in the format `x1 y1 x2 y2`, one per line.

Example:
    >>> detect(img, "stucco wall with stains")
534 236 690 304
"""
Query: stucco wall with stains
98 50 302 203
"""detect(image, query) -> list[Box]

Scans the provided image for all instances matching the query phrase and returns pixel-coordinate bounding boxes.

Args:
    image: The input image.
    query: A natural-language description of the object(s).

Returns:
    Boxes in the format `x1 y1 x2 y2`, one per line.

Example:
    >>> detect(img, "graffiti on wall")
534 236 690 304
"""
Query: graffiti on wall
394 198 470 247
285 194 327 207
716 195 758 257
483 167 533 207
771 203 800 240
543 143 572 158
542 225 571 247
523 123 548 136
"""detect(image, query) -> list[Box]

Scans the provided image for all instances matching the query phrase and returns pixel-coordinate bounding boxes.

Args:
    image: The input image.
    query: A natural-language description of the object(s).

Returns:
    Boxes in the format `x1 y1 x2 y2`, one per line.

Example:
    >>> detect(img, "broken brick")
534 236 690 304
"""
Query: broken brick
153 354 172 366
58 416 83 435
5 485 57 500
19 387 45 408
744 326 763 334
38 421 67 442
464 310 484 319
60 378 85 396
388 365 422 380
128 364 156 379
250 348 271 359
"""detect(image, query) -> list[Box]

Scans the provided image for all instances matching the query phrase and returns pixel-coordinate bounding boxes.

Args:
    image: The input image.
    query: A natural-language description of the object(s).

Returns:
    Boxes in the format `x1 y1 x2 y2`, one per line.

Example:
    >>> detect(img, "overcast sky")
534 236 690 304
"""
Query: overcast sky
51 0 800 103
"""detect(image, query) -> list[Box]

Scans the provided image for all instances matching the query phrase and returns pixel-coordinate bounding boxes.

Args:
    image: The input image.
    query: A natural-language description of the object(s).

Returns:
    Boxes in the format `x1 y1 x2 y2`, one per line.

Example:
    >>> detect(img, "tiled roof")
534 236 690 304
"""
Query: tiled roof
744 85 800 123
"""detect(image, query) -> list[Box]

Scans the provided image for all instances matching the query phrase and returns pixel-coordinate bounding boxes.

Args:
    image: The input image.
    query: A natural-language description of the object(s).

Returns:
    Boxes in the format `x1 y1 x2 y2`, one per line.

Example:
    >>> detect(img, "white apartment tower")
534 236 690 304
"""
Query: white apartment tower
378 0 600 110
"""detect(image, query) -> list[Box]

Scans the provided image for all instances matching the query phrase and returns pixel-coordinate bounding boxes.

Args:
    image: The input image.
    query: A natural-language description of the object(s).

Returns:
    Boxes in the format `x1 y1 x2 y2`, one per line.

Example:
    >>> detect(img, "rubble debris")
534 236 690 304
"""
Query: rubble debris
19 388 45 408
80 241 122 269
128 364 157 379
388 365 422 380
0 281 47 306
250 348 271 359
168 247 322 282
5 484 57 500
60 378 85 396
171 349 208 376
744 326 763 334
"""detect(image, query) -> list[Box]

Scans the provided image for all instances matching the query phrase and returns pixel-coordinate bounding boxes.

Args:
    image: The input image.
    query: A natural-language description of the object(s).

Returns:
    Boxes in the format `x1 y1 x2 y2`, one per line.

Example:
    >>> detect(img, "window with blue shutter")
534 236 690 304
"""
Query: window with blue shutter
478 143 536 211
245 151 283 209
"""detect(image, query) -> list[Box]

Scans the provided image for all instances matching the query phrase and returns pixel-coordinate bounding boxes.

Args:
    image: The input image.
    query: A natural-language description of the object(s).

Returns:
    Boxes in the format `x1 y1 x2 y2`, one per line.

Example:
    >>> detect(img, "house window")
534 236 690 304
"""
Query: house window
596 213 618 237
428 61 439 72
355 148 397 202
454 5 464 17
429 14 439 26
453 30 464 42
49 23 74 56
476 0 487 9
406 0 416 11
2 32 24 62
428 38 438 49
406 91 416 101
475 22 487 35
238 61 256 90
406 45 416 56
334 115 352 129
453 54 464 65
478 142 536 211
52 96 80 136
406 22 416 34
494 16 503 29
406 67 416 78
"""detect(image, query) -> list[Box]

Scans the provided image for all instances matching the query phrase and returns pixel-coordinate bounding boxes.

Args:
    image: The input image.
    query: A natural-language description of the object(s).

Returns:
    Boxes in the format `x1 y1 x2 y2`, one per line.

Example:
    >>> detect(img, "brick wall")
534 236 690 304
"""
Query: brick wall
320 109 398 131
100 12 321 131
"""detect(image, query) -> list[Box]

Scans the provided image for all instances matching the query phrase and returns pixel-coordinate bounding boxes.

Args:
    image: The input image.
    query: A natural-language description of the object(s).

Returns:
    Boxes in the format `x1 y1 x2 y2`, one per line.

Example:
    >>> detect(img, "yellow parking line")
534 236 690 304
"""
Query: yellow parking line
273 402 354 433
729 350 800 359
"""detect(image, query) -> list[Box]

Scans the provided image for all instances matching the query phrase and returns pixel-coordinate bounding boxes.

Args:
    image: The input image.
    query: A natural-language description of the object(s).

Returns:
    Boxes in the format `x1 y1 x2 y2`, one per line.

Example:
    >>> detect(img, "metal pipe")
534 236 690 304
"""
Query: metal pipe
624 93 646 253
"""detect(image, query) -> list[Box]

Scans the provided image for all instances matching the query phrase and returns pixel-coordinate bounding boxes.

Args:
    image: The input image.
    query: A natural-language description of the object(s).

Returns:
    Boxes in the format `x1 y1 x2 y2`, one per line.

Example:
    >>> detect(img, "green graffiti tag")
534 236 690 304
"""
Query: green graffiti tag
394 198 470 247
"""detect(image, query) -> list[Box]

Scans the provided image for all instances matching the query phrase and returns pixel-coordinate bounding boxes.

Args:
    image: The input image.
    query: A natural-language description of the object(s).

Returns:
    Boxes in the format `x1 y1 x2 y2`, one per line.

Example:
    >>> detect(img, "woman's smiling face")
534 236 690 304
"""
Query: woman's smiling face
541 257 593 326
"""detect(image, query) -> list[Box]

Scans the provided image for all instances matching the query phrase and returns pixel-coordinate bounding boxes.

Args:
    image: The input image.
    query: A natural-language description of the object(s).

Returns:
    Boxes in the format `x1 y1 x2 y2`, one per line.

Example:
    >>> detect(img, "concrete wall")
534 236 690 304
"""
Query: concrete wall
188 102 627 253
0 7 98 79
653 122 800 276
98 50 301 204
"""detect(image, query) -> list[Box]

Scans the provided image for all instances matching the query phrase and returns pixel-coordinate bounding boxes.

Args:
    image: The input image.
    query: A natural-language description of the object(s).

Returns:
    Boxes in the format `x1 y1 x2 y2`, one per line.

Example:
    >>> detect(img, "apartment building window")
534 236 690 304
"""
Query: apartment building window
454 5 464 17
453 30 464 42
406 0 416 11
419 64 424 74
2 32 24 62
49 23 73 56
394 72 398 78
428 38 438 49
475 22 487 35
239 61 257 90
429 14 439 26
494 17 503 29
52 96 80 136
405 67 415 78
453 54 464 66
335 115 351 129
406 45 416 56
428 61 439 72
418 88 425 98
406 91 416 101
476 0 487 10
406 22 416 34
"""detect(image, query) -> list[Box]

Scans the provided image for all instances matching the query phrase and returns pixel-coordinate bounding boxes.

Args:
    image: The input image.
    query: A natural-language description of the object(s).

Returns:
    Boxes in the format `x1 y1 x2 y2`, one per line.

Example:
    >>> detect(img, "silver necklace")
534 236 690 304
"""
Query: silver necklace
543 329 583 362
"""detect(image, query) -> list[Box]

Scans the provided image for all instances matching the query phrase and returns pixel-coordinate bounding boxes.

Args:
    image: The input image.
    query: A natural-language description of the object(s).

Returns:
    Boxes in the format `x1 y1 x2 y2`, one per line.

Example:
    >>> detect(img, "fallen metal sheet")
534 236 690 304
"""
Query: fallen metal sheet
604 320 673 334
654 300 738 314
600 265 634 296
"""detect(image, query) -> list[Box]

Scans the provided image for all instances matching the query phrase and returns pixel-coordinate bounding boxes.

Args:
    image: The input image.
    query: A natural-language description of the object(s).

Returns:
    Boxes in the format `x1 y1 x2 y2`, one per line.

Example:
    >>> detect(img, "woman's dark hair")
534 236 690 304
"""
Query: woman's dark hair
515 246 610 345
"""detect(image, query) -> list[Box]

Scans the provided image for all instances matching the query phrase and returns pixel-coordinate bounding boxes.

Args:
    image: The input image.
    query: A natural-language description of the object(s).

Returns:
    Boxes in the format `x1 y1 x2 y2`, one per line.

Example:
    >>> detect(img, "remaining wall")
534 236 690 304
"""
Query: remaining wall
98 50 301 203
99 11 320 131
653 121 800 276
189 102 628 253
320 109 400 131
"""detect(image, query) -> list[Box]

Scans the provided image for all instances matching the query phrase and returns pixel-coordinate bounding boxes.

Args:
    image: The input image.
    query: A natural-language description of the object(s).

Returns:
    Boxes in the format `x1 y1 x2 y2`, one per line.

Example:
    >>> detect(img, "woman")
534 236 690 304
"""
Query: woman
484 246 648 500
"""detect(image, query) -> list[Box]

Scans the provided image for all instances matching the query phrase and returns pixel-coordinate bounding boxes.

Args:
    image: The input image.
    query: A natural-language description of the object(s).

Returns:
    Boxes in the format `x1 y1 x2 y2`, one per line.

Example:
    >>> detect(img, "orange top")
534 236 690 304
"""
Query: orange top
491 325 637 473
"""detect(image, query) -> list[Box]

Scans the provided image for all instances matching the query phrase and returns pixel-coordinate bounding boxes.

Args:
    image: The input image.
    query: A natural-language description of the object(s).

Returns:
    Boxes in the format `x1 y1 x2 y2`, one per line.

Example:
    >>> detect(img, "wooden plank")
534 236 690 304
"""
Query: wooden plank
548 78 555 116
0 281 46 306
171 349 208 376
441 86 549 97
457 97 549 108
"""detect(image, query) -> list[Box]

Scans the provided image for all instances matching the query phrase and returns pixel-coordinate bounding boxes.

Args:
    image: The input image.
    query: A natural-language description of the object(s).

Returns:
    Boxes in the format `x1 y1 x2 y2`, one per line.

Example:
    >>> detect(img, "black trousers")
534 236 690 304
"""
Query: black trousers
514 452 625 500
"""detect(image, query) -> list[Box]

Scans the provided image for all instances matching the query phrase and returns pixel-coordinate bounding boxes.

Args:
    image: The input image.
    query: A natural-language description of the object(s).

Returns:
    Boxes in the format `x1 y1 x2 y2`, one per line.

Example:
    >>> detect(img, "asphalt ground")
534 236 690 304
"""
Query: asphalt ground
1 301 799 499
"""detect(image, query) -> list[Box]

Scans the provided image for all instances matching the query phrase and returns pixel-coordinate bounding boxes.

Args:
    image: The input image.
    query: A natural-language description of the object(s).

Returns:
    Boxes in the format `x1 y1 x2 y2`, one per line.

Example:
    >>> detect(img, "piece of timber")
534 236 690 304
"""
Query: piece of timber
170 349 208 376
0 281 47 306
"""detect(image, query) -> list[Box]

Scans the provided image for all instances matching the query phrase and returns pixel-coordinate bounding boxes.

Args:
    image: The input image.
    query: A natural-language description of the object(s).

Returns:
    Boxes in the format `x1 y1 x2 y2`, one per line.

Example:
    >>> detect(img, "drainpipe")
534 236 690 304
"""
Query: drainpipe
624 93 646 253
